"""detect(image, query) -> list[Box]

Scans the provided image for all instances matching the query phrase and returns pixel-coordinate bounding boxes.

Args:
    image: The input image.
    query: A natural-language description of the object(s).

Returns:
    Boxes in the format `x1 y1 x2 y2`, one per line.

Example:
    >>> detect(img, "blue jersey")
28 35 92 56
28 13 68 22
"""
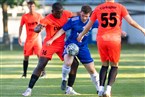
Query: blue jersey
62 16 99 47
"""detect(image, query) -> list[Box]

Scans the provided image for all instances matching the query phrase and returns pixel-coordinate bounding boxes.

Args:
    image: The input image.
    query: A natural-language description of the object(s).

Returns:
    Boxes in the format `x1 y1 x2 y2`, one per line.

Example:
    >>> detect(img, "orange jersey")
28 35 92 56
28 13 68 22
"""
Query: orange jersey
40 10 73 44
91 2 128 42
20 12 43 42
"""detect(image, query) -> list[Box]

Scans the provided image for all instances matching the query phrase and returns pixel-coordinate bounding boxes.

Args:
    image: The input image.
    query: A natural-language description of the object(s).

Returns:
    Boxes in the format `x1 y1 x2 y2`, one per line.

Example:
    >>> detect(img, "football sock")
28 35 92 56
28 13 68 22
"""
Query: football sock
106 85 111 93
67 57 79 87
68 74 76 87
70 57 79 74
23 60 28 76
99 86 105 92
90 73 100 91
99 66 109 86
62 64 71 81
28 74 39 89
107 66 118 86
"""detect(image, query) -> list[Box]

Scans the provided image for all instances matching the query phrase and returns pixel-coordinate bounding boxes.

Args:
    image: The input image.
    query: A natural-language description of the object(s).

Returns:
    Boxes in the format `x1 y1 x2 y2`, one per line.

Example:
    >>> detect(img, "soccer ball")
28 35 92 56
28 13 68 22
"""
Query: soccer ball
66 43 79 56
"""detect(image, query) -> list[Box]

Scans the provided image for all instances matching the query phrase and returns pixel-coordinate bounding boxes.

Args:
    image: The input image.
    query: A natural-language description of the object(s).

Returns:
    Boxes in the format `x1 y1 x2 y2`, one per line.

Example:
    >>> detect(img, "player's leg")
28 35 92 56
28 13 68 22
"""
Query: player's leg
98 61 109 97
34 41 46 78
97 41 110 97
83 62 100 92
104 62 118 97
103 41 121 97
68 57 79 87
22 42 33 78
22 56 29 78
61 57 79 90
36 55 47 78
62 54 74 84
78 47 100 93
65 57 80 95
22 57 49 96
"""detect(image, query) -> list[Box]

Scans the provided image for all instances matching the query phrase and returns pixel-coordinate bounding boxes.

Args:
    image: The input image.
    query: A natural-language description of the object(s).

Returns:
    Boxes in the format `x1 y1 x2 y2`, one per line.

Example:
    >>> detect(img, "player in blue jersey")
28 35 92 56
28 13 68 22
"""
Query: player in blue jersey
46 5 100 95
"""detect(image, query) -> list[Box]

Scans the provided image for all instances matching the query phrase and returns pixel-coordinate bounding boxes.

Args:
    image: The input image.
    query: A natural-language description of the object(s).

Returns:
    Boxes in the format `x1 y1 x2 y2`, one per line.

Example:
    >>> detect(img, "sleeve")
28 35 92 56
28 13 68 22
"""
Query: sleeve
64 10 73 18
92 20 99 29
90 8 98 22
20 15 25 26
121 5 129 17
40 15 53 26
62 19 72 32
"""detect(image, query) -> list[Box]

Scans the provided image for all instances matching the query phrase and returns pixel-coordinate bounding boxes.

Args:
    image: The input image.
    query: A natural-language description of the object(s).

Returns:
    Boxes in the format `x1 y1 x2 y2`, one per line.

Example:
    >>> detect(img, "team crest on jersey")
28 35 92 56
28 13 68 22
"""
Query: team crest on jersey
71 16 79 21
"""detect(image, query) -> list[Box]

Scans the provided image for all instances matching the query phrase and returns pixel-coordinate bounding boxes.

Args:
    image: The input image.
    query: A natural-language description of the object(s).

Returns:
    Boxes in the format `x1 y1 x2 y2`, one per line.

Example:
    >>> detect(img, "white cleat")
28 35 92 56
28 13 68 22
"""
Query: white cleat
103 91 111 97
22 88 32 96
98 91 104 97
65 87 80 95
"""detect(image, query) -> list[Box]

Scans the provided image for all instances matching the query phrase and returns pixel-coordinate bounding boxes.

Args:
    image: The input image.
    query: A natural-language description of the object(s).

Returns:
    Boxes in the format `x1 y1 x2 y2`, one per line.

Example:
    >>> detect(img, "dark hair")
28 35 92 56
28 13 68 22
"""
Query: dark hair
27 0 35 5
81 5 92 14
52 2 63 11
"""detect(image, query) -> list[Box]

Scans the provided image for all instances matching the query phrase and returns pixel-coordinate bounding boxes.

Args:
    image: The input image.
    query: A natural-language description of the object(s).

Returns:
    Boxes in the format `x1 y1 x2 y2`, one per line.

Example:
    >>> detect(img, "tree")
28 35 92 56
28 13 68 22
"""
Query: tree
0 0 24 45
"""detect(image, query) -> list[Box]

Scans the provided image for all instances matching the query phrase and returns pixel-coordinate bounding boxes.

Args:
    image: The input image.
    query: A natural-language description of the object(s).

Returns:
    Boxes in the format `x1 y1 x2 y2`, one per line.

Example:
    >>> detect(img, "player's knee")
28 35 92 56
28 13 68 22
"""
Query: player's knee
110 62 118 67
65 60 73 66
24 56 29 61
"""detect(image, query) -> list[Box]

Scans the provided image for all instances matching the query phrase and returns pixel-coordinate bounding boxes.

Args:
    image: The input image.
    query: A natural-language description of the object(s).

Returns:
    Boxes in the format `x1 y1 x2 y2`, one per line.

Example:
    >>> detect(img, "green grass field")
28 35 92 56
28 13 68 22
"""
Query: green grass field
0 44 145 97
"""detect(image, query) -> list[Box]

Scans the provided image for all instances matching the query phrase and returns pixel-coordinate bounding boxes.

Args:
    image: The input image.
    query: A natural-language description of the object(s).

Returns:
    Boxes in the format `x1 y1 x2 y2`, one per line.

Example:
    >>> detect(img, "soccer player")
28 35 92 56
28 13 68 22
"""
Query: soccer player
46 5 100 95
22 2 79 96
18 0 46 78
77 0 145 97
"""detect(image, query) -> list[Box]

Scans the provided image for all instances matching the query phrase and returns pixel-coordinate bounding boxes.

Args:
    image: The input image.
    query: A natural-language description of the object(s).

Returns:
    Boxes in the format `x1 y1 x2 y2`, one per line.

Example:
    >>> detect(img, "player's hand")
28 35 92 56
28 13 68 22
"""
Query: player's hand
18 37 22 46
141 28 145 35
77 33 84 42
34 24 43 33
121 31 127 37
46 39 53 46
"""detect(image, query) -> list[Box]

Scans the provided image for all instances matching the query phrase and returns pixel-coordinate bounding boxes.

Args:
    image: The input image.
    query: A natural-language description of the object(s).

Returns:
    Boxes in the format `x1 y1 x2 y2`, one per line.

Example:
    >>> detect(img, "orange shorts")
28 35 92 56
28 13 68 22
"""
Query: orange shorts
97 40 121 63
39 42 64 61
24 40 42 56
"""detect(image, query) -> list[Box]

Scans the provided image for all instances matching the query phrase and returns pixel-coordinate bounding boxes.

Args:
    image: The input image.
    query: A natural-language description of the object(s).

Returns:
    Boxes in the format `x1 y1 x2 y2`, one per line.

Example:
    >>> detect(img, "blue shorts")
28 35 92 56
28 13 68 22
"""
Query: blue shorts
63 45 93 64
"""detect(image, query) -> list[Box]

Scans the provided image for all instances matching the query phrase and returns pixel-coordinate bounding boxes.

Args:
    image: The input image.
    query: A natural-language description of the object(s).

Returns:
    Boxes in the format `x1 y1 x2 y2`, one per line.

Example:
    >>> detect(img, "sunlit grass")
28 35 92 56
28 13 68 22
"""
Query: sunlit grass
0 44 145 97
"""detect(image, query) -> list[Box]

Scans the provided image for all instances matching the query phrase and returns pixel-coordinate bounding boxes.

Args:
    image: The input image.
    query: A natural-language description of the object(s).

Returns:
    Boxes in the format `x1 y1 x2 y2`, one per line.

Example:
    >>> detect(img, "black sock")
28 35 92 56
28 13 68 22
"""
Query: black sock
68 74 76 87
28 74 39 89
107 66 118 86
23 60 28 76
99 66 109 86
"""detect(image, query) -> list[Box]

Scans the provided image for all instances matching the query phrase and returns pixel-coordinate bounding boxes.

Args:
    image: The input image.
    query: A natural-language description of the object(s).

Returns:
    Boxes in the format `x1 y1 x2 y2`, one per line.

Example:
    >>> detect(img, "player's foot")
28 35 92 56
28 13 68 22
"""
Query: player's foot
61 80 67 90
98 90 104 97
103 91 111 97
21 74 26 78
22 88 32 96
40 71 46 78
65 86 80 95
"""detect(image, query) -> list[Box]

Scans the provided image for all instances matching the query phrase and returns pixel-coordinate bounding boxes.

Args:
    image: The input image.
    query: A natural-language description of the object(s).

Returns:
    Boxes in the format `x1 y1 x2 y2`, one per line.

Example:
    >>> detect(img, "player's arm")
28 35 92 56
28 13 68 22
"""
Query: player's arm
34 24 44 33
18 25 23 46
124 15 145 35
77 20 94 42
72 12 80 16
46 29 65 46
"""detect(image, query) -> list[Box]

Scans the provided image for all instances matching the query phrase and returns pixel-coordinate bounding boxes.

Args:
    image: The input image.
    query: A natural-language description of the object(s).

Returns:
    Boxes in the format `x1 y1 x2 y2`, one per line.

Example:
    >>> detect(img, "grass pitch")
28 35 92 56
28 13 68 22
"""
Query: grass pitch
0 44 145 97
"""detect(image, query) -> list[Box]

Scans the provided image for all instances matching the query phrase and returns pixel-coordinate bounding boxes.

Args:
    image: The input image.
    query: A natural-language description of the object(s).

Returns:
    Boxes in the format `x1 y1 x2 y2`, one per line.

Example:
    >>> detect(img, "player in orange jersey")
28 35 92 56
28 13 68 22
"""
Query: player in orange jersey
18 0 46 78
22 2 80 96
77 0 145 97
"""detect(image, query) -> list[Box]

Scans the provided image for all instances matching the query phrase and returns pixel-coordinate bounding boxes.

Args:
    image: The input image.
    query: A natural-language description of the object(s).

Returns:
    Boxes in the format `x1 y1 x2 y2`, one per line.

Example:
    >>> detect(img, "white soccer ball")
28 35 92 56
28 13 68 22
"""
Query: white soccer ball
66 43 79 56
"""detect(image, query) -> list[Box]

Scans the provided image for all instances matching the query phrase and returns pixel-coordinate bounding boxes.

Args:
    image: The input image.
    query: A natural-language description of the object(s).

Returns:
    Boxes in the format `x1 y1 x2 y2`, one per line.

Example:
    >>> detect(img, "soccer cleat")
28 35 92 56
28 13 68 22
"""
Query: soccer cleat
65 87 80 95
98 91 104 97
61 80 67 90
22 88 32 96
21 74 26 78
103 91 111 97
40 71 46 78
